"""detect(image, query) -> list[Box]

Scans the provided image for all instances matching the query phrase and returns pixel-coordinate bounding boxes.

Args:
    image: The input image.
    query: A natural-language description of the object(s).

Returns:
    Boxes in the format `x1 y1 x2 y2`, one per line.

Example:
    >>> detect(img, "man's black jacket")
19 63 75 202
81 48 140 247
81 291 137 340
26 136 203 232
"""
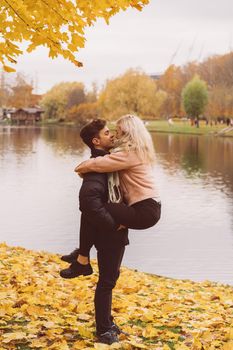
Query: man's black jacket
79 148 129 248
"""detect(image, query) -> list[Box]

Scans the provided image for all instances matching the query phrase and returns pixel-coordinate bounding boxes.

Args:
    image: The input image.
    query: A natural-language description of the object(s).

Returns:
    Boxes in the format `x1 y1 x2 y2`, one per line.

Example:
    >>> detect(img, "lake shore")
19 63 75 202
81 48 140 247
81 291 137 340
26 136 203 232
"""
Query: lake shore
146 120 233 137
38 120 233 138
0 243 232 349
1 119 233 138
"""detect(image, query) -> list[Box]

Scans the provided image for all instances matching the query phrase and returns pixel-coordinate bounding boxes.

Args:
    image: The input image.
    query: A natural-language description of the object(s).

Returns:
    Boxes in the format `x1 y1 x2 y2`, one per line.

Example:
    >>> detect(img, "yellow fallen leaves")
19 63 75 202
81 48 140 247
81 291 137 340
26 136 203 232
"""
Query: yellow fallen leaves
77 325 94 340
0 242 232 350
2 331 27 343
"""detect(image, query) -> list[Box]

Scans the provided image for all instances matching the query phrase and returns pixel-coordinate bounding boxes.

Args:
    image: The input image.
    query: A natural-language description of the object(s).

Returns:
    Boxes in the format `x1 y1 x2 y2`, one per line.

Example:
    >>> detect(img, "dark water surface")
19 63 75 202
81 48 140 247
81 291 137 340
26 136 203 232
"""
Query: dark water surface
0 126 232 285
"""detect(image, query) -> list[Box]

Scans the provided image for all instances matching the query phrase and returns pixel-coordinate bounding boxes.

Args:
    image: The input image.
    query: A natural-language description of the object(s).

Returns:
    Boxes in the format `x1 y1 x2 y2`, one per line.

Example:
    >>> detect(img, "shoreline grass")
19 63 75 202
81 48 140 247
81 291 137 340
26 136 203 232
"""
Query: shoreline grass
0 243 232 349
1 119 233 138
146 120 233 137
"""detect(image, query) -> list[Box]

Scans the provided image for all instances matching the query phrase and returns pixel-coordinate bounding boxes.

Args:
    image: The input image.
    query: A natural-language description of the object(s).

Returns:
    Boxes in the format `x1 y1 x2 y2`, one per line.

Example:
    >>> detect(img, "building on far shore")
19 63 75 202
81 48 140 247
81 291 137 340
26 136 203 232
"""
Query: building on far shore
7 107 44 125
150 73 163 81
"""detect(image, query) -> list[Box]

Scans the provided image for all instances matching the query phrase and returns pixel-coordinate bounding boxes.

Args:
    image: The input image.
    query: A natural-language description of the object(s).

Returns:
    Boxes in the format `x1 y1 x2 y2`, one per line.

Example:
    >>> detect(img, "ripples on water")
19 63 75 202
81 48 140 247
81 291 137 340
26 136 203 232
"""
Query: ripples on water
0 126 232 285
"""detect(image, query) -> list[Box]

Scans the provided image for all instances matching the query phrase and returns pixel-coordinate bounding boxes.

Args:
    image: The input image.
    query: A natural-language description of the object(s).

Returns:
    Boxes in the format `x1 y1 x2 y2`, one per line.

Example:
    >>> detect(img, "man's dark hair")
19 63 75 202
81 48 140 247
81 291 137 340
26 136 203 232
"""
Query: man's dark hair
80 119 106 149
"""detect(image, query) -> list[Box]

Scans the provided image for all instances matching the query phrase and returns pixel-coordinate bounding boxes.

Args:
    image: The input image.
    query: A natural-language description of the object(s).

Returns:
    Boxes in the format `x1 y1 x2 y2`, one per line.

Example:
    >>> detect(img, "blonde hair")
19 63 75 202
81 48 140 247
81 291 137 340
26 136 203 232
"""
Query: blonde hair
116 114 155 164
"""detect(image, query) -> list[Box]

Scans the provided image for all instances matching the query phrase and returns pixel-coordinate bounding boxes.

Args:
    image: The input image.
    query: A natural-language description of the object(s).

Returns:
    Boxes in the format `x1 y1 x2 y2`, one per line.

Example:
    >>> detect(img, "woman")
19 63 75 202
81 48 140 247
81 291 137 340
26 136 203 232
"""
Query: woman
67 115 161 274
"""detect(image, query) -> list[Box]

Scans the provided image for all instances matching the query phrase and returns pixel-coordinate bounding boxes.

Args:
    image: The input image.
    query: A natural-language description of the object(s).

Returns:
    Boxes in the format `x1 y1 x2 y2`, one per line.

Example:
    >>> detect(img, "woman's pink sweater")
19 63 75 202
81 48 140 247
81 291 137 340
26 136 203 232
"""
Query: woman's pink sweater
75 151 160 206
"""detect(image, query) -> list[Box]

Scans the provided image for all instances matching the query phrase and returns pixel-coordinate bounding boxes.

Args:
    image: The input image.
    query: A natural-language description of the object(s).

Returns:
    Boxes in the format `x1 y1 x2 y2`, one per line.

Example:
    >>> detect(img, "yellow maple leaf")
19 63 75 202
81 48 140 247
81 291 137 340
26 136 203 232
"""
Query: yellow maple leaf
78 325 94 339
47 340 70 350
175 344 190 350
29 338 48 348
222 342 233 350
94 343 110 349
161 303 176 313
3 65 16 73
192 337 203 350
77 313 92 321
228 328 233 340
2 331 27 343
26 305 45 316
128 340 147 348
73 340 88 349
202 331 214 341
141 310 155 321
142 324 159 338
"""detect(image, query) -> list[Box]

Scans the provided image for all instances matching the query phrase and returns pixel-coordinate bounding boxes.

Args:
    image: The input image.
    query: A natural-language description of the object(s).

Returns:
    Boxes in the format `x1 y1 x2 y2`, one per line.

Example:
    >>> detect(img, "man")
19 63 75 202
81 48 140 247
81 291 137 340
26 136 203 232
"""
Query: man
60 119 129 345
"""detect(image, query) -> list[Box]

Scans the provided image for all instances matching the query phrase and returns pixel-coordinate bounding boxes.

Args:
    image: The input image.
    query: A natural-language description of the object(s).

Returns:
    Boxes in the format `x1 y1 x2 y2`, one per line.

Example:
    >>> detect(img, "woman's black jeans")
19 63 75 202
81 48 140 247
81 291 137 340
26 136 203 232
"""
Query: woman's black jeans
106 198 161 230
79 199 161 256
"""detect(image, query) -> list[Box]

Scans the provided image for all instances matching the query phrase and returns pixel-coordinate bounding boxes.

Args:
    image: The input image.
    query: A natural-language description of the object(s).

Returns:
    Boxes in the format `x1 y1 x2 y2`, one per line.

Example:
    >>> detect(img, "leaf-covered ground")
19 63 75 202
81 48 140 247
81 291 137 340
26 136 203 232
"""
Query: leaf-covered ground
0 243 232 350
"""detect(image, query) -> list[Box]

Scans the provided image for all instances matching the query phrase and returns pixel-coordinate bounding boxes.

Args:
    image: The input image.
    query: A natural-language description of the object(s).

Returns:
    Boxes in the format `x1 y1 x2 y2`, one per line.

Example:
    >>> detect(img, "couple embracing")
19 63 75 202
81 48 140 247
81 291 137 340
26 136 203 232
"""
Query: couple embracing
60 115 161 345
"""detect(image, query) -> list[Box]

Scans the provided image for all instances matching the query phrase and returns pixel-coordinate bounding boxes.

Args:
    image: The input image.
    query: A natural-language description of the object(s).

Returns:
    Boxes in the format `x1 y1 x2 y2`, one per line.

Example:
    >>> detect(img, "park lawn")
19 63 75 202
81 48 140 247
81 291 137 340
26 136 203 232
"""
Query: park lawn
0 243 232 350
146 120 233 137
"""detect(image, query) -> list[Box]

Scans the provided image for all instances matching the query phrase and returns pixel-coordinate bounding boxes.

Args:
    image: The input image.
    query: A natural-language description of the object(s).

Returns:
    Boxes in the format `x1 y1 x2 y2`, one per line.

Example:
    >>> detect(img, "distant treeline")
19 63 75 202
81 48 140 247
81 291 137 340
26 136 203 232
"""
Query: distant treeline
1 51 233 122
158 51 233 119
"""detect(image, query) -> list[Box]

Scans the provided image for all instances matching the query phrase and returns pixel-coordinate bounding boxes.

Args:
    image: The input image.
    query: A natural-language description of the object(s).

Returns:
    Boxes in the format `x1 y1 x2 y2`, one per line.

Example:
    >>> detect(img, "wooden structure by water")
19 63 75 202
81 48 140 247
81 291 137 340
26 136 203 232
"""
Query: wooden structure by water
10 108 44 125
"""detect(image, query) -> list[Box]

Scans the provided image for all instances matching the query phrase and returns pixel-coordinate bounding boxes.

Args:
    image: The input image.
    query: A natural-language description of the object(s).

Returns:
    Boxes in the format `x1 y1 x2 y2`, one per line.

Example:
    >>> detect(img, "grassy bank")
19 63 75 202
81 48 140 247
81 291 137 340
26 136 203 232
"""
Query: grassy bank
0 243 232 350
146 120 233 137
2 119 233 138
49 119 233 138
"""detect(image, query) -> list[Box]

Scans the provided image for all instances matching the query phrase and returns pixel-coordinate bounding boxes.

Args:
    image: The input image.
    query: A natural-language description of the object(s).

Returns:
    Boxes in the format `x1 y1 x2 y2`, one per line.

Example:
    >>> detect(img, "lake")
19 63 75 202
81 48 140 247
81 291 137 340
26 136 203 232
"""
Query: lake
0 125 232 285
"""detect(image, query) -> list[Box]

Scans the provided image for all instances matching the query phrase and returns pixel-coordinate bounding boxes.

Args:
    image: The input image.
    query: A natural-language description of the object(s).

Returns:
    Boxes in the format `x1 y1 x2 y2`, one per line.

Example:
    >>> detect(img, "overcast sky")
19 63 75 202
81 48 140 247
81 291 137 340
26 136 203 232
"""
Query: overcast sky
13 0 233 94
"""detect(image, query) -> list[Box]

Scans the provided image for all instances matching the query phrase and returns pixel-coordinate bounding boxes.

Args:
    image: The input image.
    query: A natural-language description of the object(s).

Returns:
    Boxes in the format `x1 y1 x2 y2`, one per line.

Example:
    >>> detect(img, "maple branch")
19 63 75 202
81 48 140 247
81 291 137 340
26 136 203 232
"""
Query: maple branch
3 0 29 27
40 0 69 24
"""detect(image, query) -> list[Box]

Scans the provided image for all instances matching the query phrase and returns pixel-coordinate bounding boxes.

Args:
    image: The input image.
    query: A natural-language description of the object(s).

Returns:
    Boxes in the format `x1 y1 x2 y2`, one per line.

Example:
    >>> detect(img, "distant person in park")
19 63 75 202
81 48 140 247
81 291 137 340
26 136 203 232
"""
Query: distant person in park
168 117 174 126
60 115 161 344
194 117 199 128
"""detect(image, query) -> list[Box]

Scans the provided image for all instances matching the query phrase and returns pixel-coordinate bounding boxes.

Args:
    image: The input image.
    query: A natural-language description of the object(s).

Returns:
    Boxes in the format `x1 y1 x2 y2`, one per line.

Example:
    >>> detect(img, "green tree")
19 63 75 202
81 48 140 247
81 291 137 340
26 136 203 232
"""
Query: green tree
182 75 208 125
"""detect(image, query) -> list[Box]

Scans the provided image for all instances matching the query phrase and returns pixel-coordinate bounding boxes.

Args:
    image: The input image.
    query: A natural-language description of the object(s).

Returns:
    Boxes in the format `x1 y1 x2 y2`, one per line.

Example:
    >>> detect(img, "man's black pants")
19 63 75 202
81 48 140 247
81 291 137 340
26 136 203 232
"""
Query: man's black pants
94 244 125 335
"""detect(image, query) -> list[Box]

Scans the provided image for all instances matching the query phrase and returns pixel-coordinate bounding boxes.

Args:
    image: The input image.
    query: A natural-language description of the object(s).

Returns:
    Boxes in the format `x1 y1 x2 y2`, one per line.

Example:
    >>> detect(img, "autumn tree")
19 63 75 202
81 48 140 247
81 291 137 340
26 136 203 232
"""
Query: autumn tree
85 83 98 103
197 52 233 118
198 52 233 89
67 102 99 124
0 72 42 108
158 65 184 117
158 52 233 119
206 86 233 119
7 73 33 108
0 72 10 107
182 75 208 125
66 84 85 110
99 69 167 120
0 0 149 72
41 82 86 121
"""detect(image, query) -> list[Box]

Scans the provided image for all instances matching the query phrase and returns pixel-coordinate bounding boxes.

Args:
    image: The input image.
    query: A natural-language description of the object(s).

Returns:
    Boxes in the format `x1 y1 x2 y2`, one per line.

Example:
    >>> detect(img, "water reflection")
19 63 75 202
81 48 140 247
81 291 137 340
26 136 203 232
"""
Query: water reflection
152 133 233 197
0 126 85 159
41 126 85 156
0 127 232 284
0 126 41 159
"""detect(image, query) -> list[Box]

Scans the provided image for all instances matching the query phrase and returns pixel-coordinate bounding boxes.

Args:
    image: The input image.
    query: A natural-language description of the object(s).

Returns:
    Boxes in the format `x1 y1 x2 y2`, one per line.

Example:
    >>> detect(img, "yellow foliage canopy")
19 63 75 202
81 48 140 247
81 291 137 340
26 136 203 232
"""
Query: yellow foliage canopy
99 69 167 120
0 0 149 72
